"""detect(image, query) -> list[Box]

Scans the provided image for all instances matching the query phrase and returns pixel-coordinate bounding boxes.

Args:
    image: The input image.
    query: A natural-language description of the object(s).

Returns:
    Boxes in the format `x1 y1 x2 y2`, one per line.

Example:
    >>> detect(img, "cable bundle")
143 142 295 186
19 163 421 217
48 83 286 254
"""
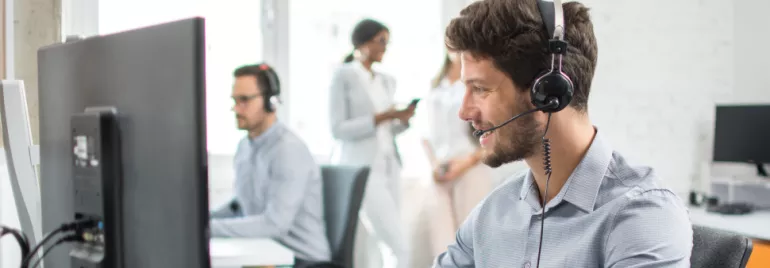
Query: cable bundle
1 225 31 258
2 219 100 268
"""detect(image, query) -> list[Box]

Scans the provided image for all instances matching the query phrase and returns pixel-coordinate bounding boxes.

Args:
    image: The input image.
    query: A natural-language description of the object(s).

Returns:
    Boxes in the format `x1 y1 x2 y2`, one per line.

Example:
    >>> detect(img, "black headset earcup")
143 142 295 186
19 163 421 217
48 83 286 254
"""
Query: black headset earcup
531 71 574 113
266 96 280 113
263 83 274 112
257 64 280 113
264 96 274 112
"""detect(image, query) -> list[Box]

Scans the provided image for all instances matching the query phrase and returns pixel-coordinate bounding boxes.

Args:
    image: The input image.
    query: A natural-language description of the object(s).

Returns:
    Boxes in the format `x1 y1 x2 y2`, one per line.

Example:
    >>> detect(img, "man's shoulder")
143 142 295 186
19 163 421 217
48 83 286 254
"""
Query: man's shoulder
265 128 321 181
606 151 674 190
598 150 687 218
600 153 693 265
269 126 316 162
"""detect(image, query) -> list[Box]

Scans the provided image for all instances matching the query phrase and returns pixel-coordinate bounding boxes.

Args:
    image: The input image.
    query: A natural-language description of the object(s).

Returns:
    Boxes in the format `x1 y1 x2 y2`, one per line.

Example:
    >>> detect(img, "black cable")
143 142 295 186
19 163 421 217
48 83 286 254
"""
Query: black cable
21 219 99 268
21 228 63 267
535 112 553 268
28 234 83 268
1 225 31 258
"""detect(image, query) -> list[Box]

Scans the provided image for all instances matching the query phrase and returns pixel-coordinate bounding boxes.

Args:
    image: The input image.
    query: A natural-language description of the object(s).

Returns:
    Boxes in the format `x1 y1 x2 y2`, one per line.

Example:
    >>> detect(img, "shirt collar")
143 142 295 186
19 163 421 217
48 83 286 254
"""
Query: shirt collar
248 121 283 148
519 127 613 214
351 60 377 80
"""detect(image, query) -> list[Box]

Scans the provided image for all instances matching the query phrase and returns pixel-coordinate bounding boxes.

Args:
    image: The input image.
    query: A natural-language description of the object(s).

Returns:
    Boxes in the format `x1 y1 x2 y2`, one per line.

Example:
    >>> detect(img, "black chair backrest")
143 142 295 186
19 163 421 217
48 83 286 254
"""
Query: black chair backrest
321 165 369 268
691 225 753 268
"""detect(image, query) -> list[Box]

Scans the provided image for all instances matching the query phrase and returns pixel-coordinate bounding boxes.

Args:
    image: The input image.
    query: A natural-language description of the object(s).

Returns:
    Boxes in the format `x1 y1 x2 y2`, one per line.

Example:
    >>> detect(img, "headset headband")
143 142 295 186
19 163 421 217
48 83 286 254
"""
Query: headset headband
553 0 565 41
537 0 565 41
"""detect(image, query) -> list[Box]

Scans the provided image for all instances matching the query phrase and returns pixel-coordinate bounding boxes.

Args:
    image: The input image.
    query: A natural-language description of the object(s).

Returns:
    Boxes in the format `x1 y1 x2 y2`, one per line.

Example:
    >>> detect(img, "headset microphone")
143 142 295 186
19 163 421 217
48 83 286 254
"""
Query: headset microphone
472 98 559 139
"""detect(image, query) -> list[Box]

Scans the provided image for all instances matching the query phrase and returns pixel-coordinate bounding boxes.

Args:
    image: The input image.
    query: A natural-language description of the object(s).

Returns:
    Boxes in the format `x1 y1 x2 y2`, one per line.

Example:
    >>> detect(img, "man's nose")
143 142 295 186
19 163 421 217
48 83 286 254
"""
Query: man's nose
458 89 476 122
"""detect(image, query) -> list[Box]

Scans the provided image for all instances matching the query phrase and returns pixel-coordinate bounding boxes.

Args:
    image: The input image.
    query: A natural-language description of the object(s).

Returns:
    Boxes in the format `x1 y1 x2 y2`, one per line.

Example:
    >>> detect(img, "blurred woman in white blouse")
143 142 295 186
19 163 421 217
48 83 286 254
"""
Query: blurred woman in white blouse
328 18 415 268
415 50 495 261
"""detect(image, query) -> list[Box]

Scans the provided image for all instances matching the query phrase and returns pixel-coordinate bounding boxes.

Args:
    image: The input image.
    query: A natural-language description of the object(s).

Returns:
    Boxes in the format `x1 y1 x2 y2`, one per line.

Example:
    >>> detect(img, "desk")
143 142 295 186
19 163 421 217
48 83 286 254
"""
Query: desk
689 207 770 241
210 238 295 268
689 207 770 268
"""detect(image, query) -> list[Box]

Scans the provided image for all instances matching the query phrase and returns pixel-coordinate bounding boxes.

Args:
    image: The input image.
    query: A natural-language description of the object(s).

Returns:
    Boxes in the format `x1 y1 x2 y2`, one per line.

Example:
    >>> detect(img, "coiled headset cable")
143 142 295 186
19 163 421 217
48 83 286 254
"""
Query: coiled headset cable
535 112 553 268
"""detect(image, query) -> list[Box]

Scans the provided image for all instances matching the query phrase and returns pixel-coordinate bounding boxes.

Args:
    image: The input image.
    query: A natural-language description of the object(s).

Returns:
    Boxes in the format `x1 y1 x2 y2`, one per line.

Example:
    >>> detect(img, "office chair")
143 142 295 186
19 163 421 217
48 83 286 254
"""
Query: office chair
691 225 753 268
315 165 370 268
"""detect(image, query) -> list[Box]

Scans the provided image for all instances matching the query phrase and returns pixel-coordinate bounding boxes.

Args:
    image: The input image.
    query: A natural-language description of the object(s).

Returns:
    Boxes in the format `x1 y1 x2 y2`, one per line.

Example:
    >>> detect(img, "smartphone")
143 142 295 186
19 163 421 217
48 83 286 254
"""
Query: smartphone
409 98 421 107
438 162 450 177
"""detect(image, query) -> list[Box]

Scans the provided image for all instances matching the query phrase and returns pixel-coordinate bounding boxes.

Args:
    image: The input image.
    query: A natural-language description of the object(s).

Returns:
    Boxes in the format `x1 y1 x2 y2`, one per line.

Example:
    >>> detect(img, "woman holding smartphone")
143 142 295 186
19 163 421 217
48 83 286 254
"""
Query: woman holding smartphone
414 50 495 263
328 18 415 268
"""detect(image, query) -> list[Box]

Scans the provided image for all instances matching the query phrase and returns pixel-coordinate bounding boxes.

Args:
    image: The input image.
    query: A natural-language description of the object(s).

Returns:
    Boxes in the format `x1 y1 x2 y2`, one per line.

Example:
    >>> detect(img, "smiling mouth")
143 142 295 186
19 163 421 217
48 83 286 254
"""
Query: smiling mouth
478 128 495 146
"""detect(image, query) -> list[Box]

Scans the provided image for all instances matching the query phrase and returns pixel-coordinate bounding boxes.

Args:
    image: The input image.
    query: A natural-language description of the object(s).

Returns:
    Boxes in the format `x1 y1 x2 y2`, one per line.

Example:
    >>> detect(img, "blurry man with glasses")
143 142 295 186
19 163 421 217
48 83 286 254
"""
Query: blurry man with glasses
210 63 331 267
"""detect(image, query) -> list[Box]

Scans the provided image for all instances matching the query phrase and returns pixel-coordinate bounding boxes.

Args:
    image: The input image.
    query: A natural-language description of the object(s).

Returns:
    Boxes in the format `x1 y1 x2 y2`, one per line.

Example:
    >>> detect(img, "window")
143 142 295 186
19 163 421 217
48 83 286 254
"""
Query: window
99 0 263 206
287 0 444 177
100 0 262 157
200 0 263 156
98 0 204 35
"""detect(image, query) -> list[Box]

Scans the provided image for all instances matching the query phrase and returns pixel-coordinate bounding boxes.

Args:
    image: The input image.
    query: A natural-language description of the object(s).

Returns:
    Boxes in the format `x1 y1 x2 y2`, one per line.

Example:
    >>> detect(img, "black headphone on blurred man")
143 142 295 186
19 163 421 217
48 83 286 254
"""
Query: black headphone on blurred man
253 63 281 113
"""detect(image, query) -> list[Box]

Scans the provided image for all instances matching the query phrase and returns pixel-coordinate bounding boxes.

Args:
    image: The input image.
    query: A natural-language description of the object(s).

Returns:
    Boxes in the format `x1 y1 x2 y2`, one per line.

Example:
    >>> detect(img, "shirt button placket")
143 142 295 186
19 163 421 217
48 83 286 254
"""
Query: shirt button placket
523 261 531 268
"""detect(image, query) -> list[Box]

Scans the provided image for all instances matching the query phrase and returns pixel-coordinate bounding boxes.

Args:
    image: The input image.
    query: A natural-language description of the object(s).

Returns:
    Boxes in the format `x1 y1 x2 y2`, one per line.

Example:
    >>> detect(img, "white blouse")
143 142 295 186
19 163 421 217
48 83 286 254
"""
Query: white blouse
351 61 397 157
418 77 478 162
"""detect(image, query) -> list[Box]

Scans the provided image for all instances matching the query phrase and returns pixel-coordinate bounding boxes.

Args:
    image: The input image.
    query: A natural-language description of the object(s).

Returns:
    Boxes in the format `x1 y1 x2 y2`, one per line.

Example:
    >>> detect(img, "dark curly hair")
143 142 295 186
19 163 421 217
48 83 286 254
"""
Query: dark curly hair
445 0 598 112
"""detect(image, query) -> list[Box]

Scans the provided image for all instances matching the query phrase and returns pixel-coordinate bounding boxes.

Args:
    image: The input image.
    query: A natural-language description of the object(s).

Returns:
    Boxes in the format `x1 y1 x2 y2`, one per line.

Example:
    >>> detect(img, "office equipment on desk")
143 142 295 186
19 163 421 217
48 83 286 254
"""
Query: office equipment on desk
712 104 770 178
691 225 753 268
690 189 758 215
209 238 294 268
707 202 755 215
320 165 370 268
38 17 209 267
710 179 770 209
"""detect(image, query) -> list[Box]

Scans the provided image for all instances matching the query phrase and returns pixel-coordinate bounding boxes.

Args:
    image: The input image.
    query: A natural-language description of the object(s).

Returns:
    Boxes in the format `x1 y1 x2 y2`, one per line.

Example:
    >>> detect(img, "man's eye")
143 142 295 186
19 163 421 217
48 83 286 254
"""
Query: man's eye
472 86 486 93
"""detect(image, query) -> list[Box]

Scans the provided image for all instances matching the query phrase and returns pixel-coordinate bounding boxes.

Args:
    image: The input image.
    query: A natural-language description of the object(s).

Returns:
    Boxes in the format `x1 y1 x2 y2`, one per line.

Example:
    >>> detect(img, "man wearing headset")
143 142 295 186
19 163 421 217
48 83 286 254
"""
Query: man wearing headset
434 0 692 267
209 64 331 267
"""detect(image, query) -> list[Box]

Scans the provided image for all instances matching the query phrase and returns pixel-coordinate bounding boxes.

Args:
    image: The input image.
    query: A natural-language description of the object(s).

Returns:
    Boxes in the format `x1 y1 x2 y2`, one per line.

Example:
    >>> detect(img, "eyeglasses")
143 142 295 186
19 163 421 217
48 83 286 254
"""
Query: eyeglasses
232 94 261 106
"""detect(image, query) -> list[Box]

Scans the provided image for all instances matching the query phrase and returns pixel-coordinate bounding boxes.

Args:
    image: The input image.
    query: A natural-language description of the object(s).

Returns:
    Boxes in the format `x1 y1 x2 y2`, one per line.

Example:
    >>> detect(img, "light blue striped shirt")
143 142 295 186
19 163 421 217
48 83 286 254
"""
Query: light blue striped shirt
210 121 331 262
434 129 693 268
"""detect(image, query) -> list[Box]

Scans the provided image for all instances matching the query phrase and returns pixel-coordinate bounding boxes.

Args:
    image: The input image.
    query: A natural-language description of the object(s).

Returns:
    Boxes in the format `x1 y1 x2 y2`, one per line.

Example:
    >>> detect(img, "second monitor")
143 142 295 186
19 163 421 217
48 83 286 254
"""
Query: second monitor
713 104 770 177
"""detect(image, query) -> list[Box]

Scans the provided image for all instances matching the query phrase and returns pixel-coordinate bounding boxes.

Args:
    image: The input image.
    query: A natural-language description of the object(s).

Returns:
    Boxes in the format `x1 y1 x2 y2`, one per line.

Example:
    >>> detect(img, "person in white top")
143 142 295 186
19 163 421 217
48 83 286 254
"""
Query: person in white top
328 18 416 268
413 51 496 262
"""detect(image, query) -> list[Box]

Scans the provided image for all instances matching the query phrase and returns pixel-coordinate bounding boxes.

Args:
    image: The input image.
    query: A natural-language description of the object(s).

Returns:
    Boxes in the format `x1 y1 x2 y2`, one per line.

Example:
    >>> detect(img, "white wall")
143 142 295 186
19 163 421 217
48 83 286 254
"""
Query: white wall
573 0 767 197
592 0 770 197
580 0 731 197
734 0 770 97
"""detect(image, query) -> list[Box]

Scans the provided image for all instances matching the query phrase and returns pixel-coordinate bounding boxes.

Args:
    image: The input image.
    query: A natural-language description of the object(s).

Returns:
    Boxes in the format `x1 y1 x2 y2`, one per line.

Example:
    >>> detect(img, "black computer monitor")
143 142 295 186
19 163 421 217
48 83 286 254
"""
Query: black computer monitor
712 104 770 177
38 18 210 267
